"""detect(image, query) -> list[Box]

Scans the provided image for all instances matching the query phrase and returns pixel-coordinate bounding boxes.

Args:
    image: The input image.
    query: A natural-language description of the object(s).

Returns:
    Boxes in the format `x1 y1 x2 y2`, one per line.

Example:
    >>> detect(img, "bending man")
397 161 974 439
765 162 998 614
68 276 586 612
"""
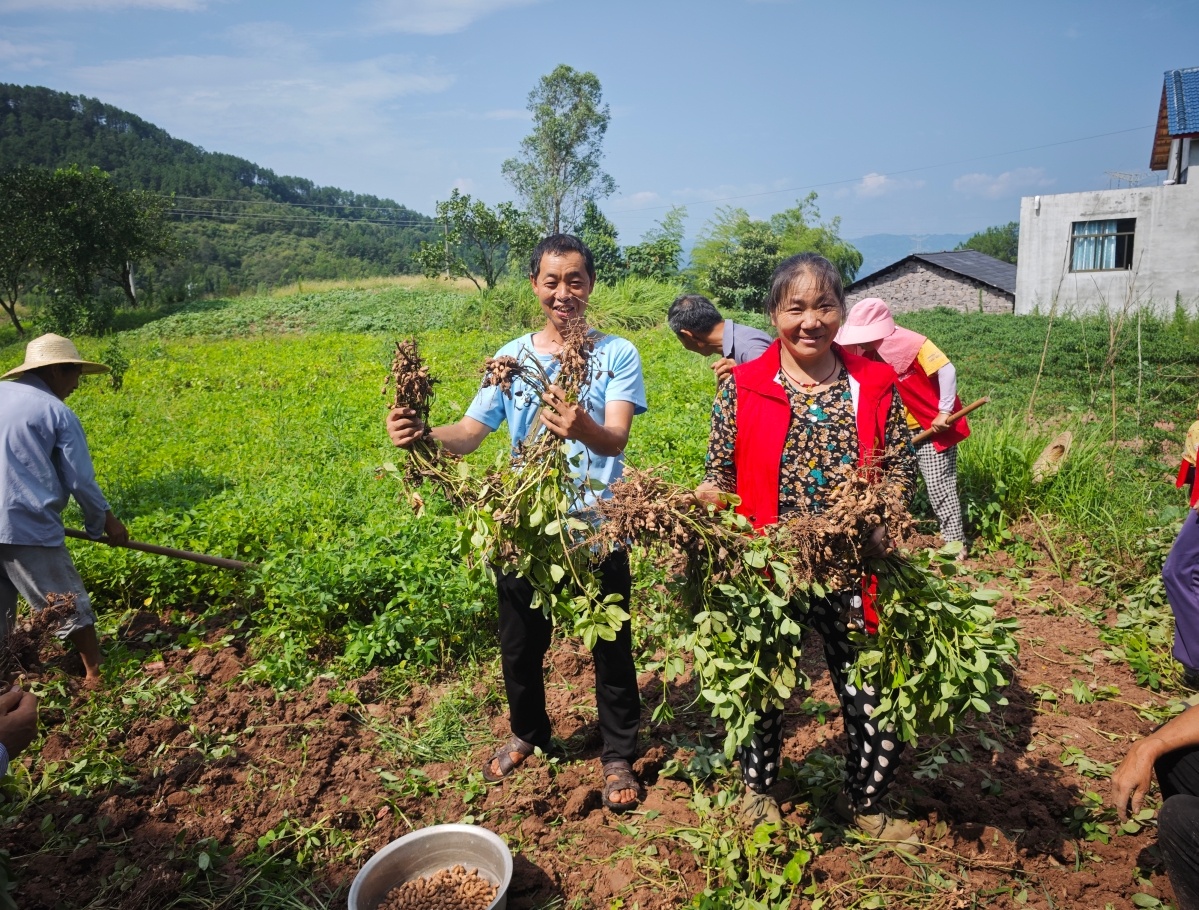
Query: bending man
668 294 772 379
0 334 128 686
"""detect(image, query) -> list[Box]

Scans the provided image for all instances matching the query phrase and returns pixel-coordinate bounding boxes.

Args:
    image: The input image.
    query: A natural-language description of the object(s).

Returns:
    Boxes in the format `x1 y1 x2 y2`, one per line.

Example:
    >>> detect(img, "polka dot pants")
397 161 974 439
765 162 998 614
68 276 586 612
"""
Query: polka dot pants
737 592 904 812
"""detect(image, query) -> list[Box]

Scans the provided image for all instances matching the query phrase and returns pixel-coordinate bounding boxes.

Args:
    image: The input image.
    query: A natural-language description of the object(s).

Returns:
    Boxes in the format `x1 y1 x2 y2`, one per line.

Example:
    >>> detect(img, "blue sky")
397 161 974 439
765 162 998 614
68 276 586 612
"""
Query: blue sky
1 0 1196 247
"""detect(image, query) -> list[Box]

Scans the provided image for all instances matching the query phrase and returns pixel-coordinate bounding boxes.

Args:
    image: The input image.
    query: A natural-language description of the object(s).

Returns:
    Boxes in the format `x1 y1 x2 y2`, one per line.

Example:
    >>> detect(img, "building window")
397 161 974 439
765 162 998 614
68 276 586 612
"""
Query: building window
1070 219 1135 271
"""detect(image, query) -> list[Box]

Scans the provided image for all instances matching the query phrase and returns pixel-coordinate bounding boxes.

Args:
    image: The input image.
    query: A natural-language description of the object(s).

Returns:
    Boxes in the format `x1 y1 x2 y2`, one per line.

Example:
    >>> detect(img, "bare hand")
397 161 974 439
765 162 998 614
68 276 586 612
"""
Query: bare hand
1110 741 1156 822
539 384 591 440
862 523 894 560
930 412 954 433
0 686 39 760
692 483 735 510
103 511 128 546
711 357 736 380
387 408 427 449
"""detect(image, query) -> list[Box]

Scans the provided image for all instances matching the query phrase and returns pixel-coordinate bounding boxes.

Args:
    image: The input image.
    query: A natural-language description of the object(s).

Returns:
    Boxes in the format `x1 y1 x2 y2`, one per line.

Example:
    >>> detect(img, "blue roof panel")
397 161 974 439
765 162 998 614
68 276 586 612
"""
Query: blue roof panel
1165 66 1199 136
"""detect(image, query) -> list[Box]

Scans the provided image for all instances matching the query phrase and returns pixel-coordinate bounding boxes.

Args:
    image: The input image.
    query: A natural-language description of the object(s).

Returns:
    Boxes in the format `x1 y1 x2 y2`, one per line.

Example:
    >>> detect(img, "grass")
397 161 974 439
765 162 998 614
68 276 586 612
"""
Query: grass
2 283 1199 907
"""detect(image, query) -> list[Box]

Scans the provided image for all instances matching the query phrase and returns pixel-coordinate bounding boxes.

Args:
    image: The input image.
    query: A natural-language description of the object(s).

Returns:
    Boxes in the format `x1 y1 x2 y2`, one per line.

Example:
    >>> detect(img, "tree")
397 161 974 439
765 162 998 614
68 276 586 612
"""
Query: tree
690 195 862 309
691 210 783 310
416 190 537 290
576 201 625 284
501 65 615 235
0 165 183 334
769 193 863 285
625 206 687 281
0 167 55 334
956 221 1019 264
39 166 180 324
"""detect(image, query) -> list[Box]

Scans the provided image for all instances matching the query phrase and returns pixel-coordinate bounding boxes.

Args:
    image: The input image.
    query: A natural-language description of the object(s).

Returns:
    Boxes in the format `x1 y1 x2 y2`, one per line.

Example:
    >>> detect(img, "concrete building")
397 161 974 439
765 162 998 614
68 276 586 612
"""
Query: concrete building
846 251 1015 315
1015 66 1199 315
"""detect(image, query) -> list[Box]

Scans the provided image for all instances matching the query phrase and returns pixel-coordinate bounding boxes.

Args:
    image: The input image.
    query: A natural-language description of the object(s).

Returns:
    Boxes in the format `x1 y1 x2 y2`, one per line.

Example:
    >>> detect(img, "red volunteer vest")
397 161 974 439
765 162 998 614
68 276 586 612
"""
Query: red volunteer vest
730 341 898 633
891 352 969 453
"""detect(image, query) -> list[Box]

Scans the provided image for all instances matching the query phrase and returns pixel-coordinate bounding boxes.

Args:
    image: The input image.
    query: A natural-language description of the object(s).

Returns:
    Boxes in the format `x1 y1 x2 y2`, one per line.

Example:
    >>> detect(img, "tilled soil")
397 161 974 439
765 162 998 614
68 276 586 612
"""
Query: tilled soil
0 551 1183 910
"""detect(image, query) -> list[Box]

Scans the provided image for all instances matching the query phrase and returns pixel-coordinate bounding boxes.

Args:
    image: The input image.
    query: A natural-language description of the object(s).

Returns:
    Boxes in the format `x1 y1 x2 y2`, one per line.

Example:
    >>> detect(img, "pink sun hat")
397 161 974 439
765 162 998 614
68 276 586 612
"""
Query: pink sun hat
836 298 896 346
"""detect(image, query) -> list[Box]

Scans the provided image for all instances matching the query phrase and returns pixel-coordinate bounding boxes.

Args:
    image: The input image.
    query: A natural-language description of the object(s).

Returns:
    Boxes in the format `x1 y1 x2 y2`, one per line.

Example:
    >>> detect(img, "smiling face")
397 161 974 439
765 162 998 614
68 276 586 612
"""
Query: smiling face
770 269 845 367
531 251 594 333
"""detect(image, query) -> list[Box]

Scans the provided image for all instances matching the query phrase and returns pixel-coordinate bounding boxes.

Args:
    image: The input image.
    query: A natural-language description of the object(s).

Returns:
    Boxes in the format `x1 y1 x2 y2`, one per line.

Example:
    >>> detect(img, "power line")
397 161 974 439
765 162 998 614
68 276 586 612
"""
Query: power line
168 208 436 227
169 193 435 219
609 124 1156 215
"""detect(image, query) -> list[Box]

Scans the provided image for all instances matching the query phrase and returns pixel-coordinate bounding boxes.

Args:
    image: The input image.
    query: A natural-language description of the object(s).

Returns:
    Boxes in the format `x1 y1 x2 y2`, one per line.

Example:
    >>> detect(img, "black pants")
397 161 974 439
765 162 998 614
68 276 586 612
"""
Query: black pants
738 593 904 812
495 549 639 765
1156 747 1199 910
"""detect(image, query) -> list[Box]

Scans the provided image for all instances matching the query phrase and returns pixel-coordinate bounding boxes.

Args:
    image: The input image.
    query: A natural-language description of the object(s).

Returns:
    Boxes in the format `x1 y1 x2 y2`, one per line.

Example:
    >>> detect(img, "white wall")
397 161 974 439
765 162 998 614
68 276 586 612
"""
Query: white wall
1015 182 1199 315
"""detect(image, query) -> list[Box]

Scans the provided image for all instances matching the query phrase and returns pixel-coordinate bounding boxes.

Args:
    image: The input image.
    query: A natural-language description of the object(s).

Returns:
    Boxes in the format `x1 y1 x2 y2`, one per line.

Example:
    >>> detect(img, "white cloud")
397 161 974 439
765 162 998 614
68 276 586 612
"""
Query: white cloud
612 191 660 209
451 177 475 193
0 0 203 9
71 48 454 153
850 172 925 199
0 36 72 70
364 0 543 35
953 167 1054 199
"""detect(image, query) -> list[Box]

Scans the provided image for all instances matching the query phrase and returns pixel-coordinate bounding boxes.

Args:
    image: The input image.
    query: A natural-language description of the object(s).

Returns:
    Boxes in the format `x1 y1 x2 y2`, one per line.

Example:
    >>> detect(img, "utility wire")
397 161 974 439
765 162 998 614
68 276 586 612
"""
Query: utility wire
169 207 433 227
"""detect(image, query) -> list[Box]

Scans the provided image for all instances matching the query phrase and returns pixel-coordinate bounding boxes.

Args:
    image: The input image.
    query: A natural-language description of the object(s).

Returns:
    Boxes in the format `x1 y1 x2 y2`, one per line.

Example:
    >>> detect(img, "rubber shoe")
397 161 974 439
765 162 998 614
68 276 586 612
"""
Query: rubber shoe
738 788 782 828
854 810 921 851
833 793 920 850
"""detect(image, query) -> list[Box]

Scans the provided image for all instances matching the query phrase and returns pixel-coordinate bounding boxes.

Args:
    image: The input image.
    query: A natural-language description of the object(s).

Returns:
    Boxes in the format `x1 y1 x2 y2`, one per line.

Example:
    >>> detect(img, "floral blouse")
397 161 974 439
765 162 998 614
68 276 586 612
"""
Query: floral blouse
703 365 916 517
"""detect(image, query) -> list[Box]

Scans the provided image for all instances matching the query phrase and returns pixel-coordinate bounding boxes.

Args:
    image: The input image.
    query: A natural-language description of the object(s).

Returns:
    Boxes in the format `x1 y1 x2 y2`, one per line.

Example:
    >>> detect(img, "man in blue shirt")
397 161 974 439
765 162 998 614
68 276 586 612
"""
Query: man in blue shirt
388 235 647 812
1 334 128 687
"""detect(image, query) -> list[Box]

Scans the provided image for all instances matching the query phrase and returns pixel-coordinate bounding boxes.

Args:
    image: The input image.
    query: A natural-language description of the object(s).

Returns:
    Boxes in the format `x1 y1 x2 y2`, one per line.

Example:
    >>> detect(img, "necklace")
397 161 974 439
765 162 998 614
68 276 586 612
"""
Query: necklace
780 359 840 390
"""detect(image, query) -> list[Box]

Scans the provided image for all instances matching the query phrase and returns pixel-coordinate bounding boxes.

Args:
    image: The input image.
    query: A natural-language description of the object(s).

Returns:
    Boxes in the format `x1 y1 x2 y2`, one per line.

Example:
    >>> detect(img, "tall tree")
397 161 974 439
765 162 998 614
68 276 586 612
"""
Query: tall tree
956 221 1019 264
501 66 616 235
416 190 536 290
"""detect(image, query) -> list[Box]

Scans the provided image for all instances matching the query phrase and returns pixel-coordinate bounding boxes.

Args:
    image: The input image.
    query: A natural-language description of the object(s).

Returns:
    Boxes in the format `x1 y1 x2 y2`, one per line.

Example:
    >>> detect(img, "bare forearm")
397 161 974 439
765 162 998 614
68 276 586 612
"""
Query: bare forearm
430 422 487 456
569 414 628 457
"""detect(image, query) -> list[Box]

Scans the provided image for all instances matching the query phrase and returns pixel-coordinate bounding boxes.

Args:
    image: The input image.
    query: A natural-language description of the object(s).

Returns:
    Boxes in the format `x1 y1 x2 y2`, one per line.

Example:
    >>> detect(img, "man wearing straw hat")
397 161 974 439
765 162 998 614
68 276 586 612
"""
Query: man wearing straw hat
0 333 128 687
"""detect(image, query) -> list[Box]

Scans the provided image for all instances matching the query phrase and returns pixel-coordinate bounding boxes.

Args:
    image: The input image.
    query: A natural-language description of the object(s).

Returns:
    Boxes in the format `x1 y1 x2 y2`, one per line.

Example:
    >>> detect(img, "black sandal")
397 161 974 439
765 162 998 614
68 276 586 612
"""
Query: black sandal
482 735 537 783
601 759 642 813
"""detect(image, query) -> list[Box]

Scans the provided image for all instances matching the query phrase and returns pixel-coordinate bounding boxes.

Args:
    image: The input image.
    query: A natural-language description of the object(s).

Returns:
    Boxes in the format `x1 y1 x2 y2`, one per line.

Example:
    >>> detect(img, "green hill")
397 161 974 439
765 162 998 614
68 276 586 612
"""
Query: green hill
0 84 440 299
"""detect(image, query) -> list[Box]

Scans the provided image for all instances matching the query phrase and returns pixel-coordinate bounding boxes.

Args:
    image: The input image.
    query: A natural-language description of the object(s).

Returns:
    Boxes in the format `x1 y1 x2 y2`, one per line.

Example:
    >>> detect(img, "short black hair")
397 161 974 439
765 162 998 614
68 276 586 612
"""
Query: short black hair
529 234 596 284
764 253 846 319
667 294 723 335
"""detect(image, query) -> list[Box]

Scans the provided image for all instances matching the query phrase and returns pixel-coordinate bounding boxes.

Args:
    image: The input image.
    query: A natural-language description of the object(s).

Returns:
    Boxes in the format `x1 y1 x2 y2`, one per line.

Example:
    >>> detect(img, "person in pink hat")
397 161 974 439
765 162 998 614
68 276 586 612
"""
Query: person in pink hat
837 298 969 550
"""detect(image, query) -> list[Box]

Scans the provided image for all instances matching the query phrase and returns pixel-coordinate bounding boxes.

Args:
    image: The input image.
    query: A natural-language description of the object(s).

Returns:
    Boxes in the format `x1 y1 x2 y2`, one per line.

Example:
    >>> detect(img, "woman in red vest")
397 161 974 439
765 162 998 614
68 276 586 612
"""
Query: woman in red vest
837 298 969 551
695 254 917 840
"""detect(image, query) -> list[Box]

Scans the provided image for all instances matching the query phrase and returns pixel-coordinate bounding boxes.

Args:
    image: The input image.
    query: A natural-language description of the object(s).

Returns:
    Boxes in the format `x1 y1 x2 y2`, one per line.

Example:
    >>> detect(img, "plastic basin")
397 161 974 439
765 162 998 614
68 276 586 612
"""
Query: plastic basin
348 823 513 910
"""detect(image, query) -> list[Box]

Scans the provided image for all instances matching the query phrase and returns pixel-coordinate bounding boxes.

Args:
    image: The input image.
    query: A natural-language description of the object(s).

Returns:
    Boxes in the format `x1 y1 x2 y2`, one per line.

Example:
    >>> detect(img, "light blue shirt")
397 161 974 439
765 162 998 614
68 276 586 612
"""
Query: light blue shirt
0 375 110 545
465 331 647 507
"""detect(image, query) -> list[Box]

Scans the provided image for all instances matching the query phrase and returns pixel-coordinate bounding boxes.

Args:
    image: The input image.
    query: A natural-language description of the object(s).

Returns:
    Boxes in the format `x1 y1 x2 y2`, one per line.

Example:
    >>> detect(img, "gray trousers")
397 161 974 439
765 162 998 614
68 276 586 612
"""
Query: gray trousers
0 543 97 641
915 443 964 543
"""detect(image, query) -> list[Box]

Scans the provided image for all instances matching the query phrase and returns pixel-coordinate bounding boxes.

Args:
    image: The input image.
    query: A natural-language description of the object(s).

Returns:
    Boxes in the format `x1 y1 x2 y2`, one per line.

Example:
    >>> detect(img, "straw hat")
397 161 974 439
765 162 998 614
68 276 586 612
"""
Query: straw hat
836 298 897 346
1032 431 1073 484
1 334 109 380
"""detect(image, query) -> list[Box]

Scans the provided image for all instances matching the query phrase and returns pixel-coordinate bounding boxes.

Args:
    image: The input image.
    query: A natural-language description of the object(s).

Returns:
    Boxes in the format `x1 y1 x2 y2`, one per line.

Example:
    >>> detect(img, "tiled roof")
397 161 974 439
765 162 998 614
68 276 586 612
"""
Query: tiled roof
847 250 1017 297
1166 66 1199 136
1151 66 1199 170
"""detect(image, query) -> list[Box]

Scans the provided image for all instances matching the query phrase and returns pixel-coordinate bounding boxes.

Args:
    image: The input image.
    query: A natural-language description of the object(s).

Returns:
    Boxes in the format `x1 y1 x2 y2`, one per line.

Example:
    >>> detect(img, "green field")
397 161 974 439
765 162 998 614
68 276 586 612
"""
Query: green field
1 283 1197 908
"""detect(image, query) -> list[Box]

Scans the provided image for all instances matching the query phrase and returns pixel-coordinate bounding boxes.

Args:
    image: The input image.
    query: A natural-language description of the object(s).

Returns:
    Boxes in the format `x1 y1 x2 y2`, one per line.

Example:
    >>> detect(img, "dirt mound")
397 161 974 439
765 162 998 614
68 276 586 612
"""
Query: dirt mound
0 553 1181 909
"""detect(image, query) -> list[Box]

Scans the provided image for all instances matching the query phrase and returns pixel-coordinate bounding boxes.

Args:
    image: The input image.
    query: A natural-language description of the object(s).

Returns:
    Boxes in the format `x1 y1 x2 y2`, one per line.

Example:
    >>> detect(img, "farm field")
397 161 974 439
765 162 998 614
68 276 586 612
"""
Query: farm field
1 283 1198 909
